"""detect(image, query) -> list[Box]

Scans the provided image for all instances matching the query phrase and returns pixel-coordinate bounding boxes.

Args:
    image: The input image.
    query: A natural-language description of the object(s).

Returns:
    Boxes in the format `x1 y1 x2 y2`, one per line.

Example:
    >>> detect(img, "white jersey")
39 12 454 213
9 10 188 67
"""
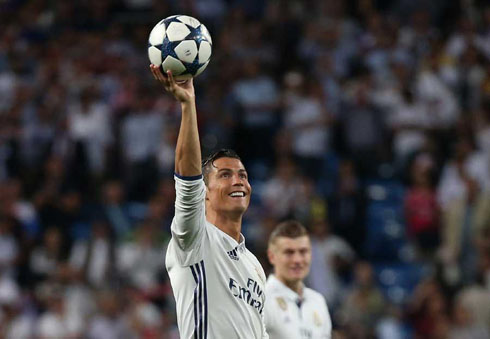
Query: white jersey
165 175 269 339
264 275 332 339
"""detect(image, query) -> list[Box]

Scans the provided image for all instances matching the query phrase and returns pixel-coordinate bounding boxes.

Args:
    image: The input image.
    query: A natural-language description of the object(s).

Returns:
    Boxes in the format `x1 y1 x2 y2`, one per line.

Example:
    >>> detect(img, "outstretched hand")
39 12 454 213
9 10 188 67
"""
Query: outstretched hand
150 64 195 103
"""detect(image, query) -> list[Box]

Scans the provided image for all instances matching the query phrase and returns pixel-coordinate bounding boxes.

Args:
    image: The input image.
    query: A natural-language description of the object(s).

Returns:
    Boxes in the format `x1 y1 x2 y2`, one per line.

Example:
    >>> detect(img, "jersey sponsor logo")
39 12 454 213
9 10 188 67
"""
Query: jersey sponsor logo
228 277 265 314
313 310 322 326
276 297 288 311
190 261 208 339
227 247 239 261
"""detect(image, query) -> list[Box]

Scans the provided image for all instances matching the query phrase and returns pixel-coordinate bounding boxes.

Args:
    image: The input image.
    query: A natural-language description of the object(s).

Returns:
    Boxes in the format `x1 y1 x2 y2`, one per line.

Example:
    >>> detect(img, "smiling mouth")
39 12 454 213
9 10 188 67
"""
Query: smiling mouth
290 267 304 272
229 192 245 198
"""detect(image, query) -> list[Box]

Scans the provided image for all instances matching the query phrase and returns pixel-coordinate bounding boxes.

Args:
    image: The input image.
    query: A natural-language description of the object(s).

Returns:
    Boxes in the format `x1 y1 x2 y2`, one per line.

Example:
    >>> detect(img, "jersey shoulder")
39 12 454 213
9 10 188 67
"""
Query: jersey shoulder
304 286 326 301
246 248 267 275
304 287 330 312
264 278 280 294
165 221 216 269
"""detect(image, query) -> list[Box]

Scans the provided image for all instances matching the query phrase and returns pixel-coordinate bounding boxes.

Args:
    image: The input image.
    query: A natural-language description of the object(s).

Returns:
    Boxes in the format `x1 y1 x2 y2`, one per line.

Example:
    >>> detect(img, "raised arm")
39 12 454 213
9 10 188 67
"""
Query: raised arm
150 65 206 258
150 65 201 176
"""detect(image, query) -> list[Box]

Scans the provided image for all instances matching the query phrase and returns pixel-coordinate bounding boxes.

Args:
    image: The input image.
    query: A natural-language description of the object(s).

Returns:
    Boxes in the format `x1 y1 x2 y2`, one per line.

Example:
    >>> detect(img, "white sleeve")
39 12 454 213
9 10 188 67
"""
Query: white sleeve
263 295 275 339
169 175 207 265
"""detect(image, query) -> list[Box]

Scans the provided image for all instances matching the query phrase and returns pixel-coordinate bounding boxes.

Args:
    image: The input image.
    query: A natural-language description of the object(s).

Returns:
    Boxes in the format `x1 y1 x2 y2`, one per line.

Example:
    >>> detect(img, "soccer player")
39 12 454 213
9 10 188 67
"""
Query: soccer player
150 65 269 339
265 220 332 339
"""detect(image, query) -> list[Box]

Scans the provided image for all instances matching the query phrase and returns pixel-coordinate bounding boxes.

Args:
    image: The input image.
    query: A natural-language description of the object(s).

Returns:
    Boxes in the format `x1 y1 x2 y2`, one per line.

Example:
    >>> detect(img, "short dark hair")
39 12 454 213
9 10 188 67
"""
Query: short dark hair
268 220 308 247
202 149 242 185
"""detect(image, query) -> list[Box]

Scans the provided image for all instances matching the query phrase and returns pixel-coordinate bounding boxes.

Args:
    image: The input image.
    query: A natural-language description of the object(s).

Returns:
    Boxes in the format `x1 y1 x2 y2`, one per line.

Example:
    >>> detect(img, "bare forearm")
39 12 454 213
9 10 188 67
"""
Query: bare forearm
175 99 201 176
148 65 200 176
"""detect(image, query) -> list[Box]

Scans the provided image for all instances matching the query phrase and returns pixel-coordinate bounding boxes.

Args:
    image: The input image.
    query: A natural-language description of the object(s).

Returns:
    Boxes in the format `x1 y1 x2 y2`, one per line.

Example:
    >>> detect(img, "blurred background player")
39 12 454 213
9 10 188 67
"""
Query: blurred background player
150 66 268 338
265 220 332 339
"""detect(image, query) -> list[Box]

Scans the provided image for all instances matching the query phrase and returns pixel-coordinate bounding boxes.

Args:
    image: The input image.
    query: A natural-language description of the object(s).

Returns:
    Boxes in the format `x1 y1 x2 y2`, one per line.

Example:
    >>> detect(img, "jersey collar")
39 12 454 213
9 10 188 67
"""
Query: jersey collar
267 274 305 302
216 225 247 251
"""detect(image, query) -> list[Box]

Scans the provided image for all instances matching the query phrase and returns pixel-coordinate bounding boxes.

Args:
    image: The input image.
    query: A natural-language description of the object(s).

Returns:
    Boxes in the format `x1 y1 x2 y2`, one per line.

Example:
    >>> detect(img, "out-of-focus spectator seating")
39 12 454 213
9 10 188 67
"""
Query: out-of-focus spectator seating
0 0 489 337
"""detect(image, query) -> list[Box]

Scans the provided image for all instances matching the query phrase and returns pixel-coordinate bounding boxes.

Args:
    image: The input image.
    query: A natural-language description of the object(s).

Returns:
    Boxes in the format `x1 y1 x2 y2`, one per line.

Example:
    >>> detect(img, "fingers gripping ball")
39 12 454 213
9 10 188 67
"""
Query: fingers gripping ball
148 15 212 80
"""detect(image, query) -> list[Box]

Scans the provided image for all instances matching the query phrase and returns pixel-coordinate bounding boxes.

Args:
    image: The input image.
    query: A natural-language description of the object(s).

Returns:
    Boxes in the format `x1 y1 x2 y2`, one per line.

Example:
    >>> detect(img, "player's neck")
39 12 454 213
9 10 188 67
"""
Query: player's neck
207 210 242 242
278 275 304 297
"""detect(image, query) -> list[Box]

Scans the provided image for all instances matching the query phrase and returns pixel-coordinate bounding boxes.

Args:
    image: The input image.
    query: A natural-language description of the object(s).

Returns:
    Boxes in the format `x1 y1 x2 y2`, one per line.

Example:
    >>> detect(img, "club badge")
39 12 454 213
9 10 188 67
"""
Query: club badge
276 297 287 311
313 311 322 326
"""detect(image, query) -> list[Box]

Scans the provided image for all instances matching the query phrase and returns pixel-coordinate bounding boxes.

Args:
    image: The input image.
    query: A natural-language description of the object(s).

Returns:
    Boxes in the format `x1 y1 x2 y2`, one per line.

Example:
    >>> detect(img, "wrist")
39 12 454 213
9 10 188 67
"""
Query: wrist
180 96 195 107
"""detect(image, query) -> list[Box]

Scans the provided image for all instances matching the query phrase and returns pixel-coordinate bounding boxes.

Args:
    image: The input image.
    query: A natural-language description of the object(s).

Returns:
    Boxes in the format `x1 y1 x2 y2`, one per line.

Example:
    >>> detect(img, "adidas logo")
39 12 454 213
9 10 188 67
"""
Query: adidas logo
227 247 239 261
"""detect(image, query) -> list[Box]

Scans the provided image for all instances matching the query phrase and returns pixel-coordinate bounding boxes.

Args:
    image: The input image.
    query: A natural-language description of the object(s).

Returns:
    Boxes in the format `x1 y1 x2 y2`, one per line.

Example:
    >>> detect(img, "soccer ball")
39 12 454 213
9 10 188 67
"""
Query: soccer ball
148 15 212 80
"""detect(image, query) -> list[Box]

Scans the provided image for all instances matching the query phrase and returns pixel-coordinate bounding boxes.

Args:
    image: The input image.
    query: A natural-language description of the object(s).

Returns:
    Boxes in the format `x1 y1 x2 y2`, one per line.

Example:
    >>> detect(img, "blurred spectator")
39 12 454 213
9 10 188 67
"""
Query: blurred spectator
121 89 163 201
69 220 117 288
28 227 66 285
145 178 175 228
35 283 77 338
87 290 132 339
20 100 59 172
328 158 365 252
99 179 134 241
282 72 332 179
261 158 309 220
338 261 387 339
0 276 34 338
307 218 355 309
62 272 96 339
448 297 490 339
230 58 280 164
407 278 450 339
453 226 490 331
117 219 167 291
375 305 406 339
0 217 20 277
474 101 490 157
437 137 490 283
415 49 459 129
67 85 113 175
404 154 440 257
338 75 387 177
388 87 430 167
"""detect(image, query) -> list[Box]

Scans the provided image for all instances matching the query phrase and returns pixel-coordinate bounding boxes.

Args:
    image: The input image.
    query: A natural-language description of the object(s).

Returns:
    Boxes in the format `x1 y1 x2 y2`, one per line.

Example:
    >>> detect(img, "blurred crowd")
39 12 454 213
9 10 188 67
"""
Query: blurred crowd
1 0 490 338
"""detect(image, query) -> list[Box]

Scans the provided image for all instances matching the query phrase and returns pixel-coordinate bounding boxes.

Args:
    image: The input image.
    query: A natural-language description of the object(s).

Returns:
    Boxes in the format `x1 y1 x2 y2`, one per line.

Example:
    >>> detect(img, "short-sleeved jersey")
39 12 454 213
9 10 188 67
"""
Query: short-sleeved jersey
165 175 269 339
264 275 332 339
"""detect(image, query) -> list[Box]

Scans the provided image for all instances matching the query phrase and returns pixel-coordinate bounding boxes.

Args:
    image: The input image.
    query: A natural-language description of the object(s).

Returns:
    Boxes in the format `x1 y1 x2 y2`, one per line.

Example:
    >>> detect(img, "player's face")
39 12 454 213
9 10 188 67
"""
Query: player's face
269 236 312 284
206 157 251 215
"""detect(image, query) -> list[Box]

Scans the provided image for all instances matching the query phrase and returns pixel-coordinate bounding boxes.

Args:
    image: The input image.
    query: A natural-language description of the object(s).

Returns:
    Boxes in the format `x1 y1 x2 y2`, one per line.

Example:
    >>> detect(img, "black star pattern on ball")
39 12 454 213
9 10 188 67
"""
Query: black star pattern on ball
186 25 207 45
163 16 210 45
162 15 184 25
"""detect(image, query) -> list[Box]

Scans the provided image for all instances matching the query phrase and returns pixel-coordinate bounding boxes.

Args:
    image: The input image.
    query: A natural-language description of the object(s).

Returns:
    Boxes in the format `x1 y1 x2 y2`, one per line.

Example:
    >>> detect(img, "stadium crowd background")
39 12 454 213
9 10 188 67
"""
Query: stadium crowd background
0 0 490 338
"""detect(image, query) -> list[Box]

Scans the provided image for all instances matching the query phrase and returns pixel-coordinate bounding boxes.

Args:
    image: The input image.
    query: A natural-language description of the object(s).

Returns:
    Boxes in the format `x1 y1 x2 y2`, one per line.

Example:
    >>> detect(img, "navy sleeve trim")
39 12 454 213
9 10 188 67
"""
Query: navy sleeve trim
174 173 203 181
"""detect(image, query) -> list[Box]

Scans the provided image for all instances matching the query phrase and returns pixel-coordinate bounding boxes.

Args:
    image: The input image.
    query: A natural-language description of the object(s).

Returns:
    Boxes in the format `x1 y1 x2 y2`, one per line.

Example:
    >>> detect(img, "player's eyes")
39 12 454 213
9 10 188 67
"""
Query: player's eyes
239 174 247 179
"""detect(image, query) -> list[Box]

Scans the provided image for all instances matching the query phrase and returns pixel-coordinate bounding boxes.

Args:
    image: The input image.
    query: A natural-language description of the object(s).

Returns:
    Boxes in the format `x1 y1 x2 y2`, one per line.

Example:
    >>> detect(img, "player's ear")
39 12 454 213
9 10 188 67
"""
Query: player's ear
205 185 210 201
267 248 275 265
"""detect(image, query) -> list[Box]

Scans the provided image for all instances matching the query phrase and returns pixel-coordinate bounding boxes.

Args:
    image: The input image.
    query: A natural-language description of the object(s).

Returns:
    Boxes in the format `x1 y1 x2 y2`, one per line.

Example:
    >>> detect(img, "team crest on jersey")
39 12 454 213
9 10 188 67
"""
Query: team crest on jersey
276 297 287 311
313 311 322 326
227 247 239 261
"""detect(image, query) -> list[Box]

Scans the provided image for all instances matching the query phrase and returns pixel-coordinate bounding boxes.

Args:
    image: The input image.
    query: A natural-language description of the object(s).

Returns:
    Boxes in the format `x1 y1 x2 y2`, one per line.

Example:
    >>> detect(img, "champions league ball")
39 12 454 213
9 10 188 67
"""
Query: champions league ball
148 15 212 80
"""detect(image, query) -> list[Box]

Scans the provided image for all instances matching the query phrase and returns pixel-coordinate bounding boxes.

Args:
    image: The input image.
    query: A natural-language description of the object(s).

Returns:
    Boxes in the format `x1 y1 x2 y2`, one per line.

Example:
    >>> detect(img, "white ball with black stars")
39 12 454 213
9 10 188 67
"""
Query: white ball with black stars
148 15 212 80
